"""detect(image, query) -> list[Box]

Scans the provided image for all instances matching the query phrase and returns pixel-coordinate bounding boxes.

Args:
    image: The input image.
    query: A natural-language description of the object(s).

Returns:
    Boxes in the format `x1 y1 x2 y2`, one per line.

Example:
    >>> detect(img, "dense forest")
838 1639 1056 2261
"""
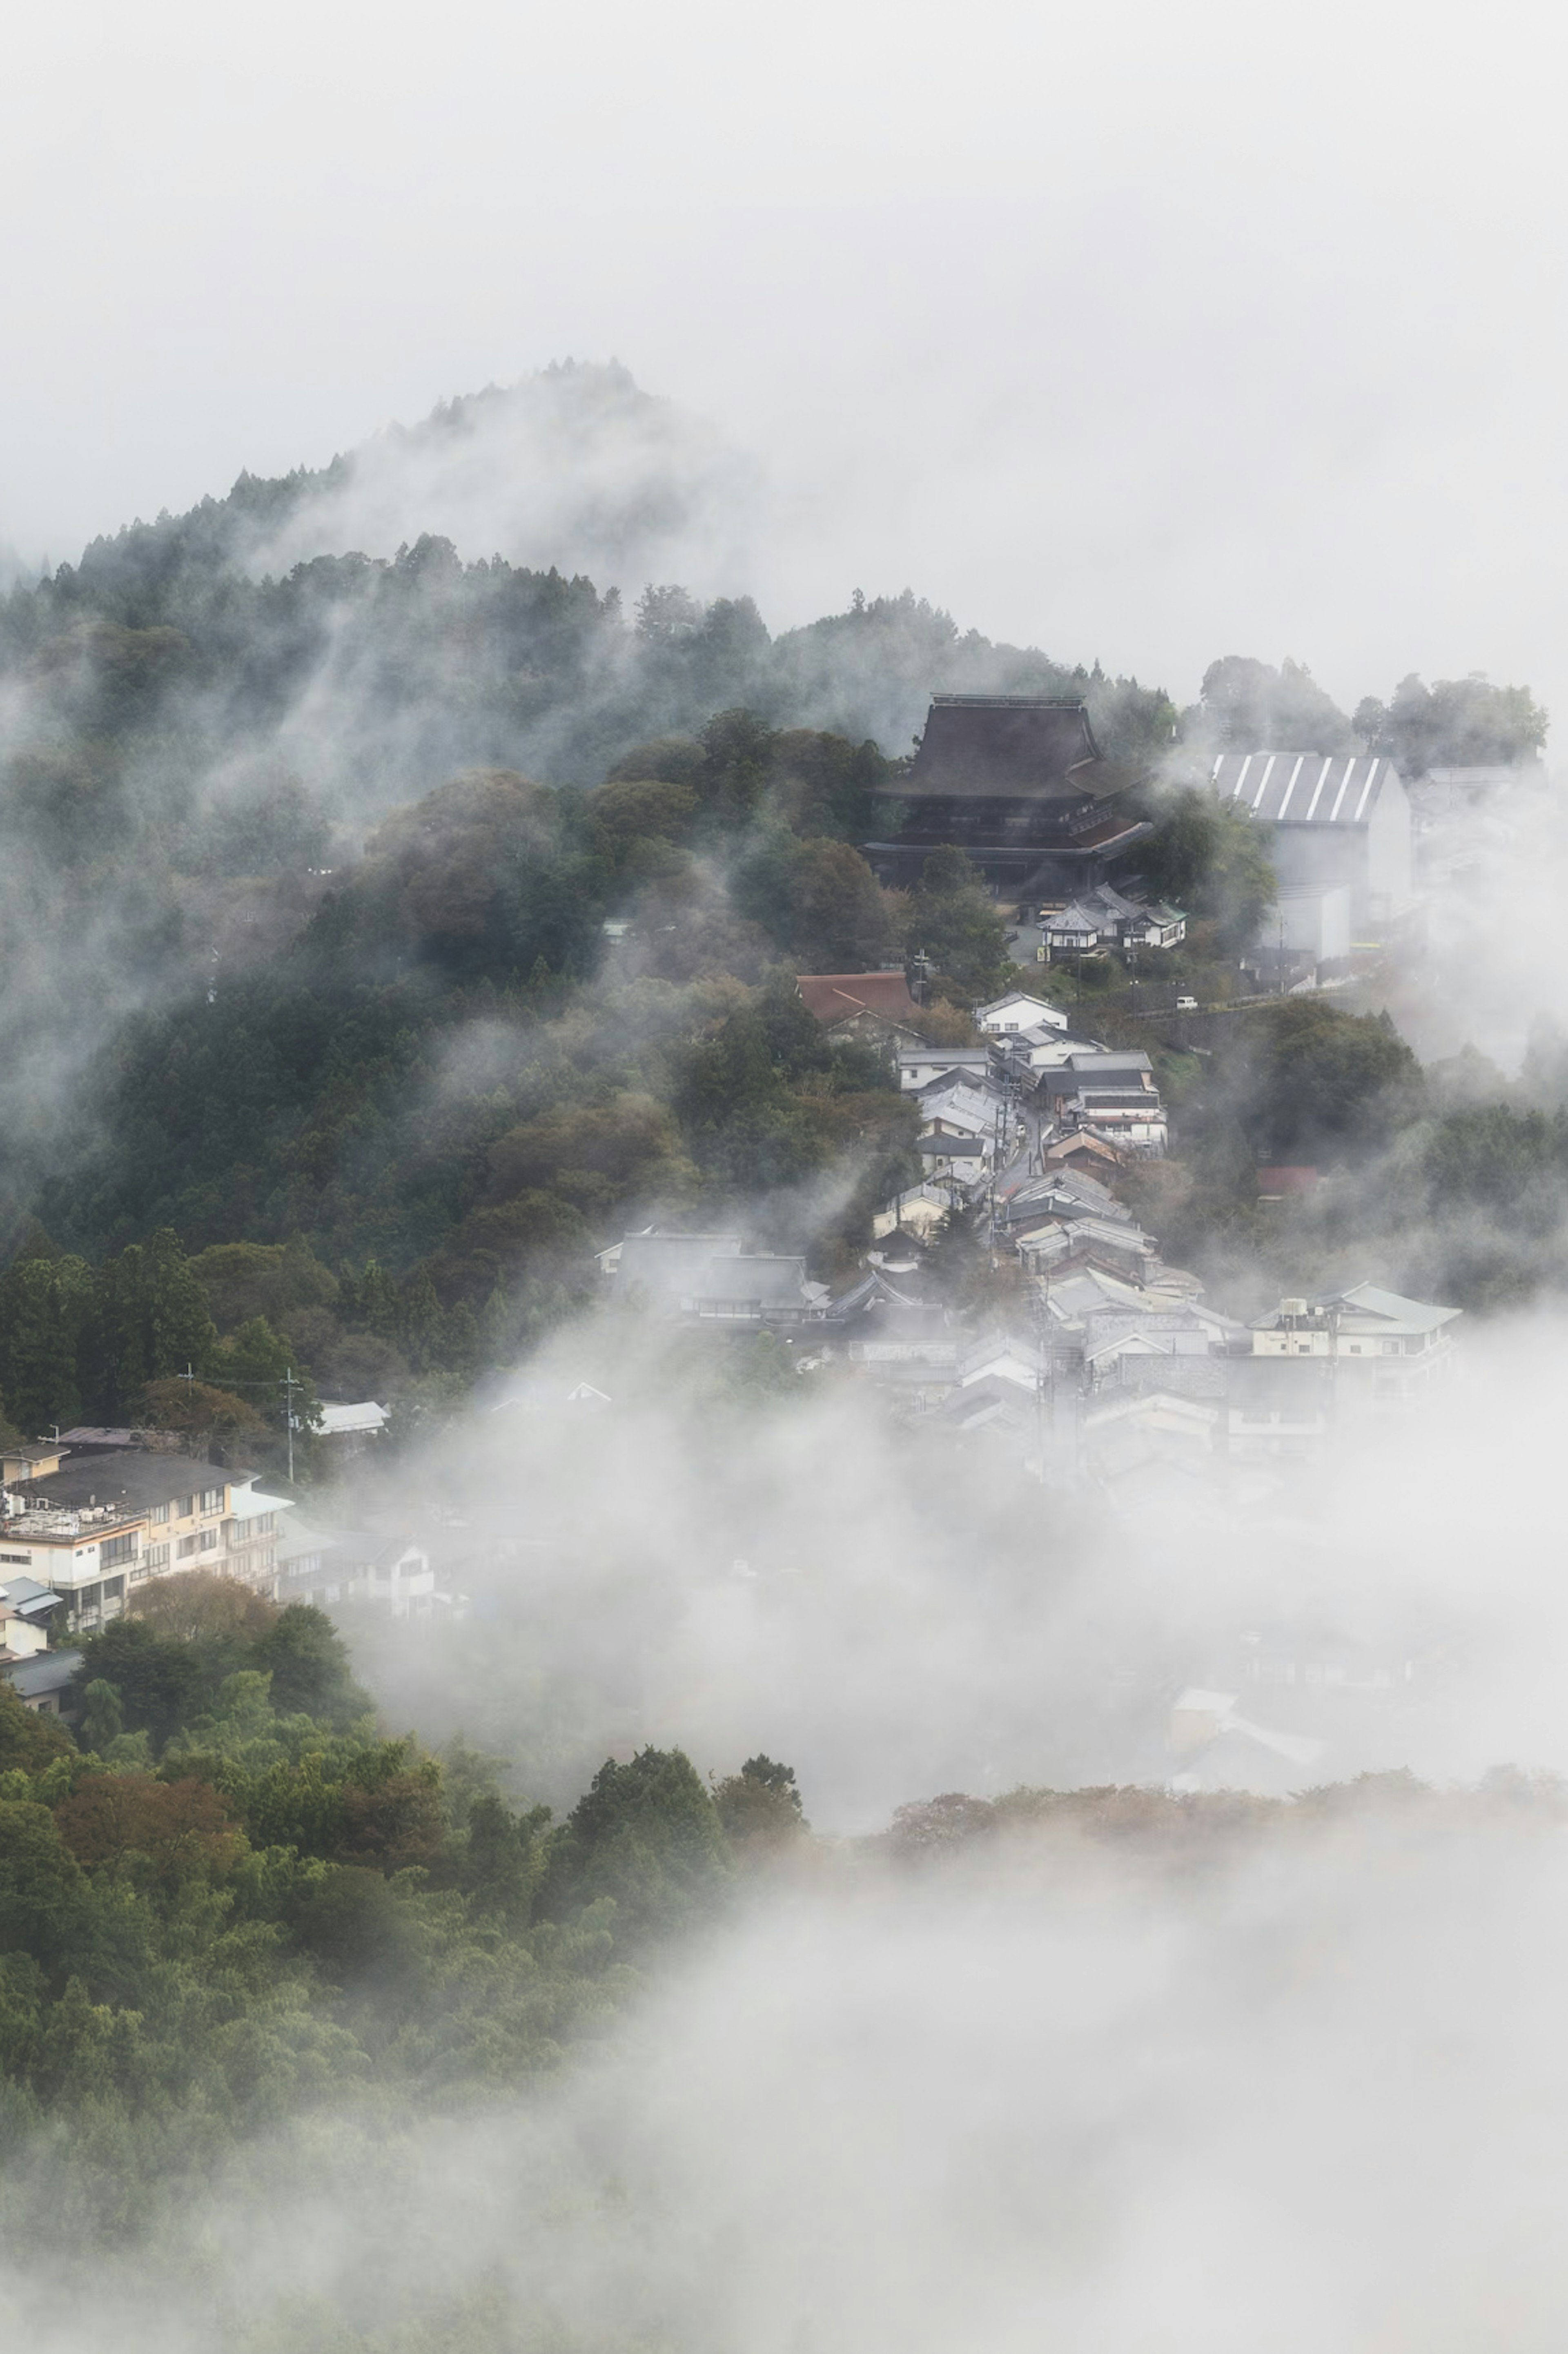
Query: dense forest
0 1566 811 2244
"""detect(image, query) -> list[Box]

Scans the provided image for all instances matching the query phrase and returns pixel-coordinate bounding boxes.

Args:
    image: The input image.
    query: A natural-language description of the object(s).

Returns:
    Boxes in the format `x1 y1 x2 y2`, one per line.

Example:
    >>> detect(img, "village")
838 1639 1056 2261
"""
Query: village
0 687 1501 1796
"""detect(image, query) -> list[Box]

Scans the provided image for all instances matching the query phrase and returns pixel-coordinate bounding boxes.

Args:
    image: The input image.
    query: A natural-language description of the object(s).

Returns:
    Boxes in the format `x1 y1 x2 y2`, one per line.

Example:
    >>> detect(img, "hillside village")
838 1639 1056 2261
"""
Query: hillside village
0 677 1511 1793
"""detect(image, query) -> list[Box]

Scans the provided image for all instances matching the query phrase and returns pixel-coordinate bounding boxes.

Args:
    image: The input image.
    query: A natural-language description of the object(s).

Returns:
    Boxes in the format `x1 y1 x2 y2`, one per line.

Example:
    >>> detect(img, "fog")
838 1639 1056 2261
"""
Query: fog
6 1 1568 2338
12 1794 1568 2350
5 0 1566 719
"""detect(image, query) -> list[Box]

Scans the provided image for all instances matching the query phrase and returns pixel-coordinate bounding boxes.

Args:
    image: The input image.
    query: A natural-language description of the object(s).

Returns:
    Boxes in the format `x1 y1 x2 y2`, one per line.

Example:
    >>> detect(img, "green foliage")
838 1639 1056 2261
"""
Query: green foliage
1188 655 1355 753
82 1227 218 1413
0 1572 742 2225
72 1621 203 1751
1354 672 1548 773
249 1606 372 1728
537 1747 732 1942
734 826 904 971
1244 1000 1424 1162
0 1679 74 1774
1136 788 1277 953
713 1755 807 1853
0 1250 94 1430
906 848 1014 998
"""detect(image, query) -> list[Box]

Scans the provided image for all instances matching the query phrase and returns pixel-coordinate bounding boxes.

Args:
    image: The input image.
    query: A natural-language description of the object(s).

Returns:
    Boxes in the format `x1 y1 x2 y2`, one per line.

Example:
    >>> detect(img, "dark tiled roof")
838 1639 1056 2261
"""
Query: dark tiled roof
883 697 1134 805
11 1452 229 1514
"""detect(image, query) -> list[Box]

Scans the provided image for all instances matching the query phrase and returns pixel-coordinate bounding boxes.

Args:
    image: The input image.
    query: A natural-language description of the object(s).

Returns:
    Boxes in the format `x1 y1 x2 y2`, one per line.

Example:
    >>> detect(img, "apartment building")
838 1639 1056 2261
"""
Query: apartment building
0 1445 286 1630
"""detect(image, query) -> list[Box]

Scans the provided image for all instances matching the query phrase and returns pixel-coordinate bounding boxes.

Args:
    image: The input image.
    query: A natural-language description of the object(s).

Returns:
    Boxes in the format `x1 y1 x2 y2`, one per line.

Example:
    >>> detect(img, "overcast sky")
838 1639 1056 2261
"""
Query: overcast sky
3 0 1561 722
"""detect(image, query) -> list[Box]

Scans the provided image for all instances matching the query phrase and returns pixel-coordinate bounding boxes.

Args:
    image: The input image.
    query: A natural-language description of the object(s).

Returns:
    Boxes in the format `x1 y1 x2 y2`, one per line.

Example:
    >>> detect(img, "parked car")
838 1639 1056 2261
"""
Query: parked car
1175 995 1198 1011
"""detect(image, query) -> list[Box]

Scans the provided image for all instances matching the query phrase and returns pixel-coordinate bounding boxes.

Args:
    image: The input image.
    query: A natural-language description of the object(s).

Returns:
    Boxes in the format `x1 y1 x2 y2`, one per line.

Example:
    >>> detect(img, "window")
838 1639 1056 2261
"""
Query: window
0 1551 29 1565
146 1543 169 1571
101 1533 137 1569
199 1528 218 1551
177 1496 194 1519
201 1487 222 1513
177 1534 199 1559
151 1502 170 1524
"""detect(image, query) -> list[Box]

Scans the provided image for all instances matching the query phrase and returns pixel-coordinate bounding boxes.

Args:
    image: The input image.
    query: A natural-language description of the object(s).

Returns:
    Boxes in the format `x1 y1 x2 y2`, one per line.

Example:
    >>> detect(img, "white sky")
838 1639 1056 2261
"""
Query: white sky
2 0 1563 719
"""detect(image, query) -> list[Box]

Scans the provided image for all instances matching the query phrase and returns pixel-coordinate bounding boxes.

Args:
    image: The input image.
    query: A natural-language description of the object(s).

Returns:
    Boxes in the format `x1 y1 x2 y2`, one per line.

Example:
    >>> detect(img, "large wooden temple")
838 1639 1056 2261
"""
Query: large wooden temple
863 694 1151 899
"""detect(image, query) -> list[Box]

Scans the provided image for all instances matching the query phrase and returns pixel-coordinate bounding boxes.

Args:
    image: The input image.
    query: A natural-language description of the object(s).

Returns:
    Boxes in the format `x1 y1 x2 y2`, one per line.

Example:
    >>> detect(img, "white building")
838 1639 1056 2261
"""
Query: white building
1205 752 1414 932
975 991 1069 1036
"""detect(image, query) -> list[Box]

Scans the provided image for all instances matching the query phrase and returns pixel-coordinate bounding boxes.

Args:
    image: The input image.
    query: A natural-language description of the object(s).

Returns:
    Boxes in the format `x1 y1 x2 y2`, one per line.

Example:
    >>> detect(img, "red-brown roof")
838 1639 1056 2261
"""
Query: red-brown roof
796 971 920 1024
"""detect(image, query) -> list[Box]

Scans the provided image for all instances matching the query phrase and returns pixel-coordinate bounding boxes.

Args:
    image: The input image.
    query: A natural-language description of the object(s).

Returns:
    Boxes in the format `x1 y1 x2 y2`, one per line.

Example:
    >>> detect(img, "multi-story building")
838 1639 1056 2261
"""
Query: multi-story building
0 1445 290 1630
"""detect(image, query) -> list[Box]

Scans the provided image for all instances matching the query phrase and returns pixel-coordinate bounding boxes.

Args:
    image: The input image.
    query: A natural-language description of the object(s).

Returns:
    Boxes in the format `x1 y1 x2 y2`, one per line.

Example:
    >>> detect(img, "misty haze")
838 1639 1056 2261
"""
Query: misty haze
4 3 1568 2345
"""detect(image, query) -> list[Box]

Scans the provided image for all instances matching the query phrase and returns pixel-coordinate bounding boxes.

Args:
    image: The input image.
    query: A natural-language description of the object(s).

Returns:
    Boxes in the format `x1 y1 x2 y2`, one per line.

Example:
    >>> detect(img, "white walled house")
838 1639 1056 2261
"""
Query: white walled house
1206 752 1414 932
976 991 1069 1036
896 1047 996 1092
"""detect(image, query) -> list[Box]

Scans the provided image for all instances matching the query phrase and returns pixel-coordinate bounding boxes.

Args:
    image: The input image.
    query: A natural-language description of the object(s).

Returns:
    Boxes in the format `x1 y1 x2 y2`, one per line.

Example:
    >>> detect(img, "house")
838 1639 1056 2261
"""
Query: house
318 1401 390 1460
1247 1284 1460 1401
896 1046 996 1092
1122 900 1187 949
1044 1130 1127 1179
976 990 1069 1036
610 1230 828 1325
795 971 923 1040
1205 752 1414 931
994 1165 1129 1233
842 1298 961 1401
275 1520 438 1619
1074 884 1187 951
1014 1215 1158 1282
915 1072 1010 1138
863 695 1152 897
993 1024 1107 1076
957 1329 1047 1391
1036 1051 1165 1154
1 1646 82 1722
918 1132 993 1176
871 1181 959 1242
0 1596 51 1660
1041 902 1102 956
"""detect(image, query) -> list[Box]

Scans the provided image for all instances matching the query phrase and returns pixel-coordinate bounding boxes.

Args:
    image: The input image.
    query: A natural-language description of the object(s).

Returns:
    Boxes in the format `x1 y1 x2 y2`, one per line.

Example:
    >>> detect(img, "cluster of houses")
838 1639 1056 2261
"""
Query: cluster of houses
1037 882 1186 959
0 1421 442 1726
902 989 1171 1173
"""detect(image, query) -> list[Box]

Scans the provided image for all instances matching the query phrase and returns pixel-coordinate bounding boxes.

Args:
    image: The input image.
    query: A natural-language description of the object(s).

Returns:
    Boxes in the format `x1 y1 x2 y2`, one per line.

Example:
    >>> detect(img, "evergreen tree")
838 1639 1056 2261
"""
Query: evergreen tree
0 1252 94 1431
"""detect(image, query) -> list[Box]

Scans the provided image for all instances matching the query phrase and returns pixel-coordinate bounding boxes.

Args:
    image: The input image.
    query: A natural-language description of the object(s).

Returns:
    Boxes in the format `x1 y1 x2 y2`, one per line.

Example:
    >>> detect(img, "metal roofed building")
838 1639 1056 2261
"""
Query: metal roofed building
1247 1283 1460 1405
1 1646 82 1720
864 695 1152 898
1205 752 1414 931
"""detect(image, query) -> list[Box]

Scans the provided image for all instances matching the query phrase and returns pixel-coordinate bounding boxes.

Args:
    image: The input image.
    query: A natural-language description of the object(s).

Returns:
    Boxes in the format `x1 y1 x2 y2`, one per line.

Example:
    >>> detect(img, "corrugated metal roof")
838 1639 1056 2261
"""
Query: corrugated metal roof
1209 752 1397 826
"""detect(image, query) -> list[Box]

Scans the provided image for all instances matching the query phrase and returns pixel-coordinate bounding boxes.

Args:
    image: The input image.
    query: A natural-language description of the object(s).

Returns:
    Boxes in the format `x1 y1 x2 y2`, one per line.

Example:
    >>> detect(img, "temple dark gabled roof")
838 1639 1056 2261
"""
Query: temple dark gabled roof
878 695 1131 804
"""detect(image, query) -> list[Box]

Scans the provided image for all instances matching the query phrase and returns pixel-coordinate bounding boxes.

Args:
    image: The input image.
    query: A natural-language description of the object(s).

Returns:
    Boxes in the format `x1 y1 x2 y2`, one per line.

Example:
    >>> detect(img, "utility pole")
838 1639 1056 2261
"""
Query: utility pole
280 1367 302 1484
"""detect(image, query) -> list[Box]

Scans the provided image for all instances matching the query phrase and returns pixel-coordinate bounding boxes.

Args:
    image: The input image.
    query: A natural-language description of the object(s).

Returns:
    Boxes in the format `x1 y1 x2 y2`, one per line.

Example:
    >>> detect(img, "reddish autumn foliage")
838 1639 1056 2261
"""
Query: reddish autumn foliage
54 1774 244 1880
